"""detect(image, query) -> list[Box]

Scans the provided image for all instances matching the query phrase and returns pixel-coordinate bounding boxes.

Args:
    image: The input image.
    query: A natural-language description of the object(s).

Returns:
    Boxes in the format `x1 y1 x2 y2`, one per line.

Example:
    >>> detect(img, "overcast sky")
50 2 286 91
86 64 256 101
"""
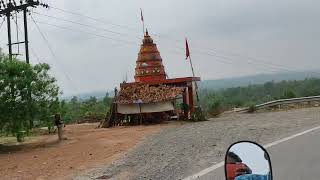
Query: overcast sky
0 0 319 96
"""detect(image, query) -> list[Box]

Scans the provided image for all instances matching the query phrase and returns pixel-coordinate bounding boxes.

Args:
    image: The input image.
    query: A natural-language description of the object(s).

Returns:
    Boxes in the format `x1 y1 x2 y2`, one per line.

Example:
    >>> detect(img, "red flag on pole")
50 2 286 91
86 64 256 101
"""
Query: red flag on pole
186 38 190 60
140 8 144 22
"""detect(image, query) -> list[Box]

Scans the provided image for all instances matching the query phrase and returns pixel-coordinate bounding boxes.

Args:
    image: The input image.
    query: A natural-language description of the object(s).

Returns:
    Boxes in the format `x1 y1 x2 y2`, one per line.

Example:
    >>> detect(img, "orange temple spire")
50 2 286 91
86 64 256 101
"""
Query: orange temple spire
134 30 167 82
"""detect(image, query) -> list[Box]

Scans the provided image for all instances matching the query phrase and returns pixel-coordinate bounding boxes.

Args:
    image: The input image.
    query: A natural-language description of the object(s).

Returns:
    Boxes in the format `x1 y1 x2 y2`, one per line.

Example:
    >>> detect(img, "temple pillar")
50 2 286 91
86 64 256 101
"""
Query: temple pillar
188 85 195 113
183 87 190 117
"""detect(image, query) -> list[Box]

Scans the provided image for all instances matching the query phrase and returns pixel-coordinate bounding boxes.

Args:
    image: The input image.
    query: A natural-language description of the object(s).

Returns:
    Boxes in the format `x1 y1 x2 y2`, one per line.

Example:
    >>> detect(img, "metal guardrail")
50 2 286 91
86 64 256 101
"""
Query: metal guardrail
236 95 320 112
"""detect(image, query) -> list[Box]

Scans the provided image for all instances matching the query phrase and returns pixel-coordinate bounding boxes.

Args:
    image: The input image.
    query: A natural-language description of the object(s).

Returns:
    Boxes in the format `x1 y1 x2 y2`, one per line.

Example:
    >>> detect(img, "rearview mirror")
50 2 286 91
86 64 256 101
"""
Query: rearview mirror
225 141 272 180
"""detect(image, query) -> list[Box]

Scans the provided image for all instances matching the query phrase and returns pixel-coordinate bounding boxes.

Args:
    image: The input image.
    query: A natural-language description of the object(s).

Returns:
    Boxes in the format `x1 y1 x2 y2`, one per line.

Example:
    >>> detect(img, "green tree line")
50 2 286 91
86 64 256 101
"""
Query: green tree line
0 52 112 142
60 95 112 124
200 78 320 115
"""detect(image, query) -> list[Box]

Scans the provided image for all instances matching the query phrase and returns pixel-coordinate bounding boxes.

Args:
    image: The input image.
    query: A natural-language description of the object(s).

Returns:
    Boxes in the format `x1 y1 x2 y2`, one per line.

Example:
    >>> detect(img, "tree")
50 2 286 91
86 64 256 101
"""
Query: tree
0 55 60 141
281 90 296 99
200 78 320 114
103 93 112 106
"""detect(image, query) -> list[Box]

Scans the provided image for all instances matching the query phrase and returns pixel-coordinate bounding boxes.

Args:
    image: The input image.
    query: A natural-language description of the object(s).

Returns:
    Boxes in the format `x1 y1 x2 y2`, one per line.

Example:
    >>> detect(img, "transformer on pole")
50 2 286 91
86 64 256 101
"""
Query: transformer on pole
0 0 49 63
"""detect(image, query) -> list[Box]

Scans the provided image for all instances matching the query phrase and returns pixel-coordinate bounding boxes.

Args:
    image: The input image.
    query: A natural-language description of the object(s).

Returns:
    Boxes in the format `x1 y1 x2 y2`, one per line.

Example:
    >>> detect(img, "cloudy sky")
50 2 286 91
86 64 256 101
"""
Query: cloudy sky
0 0 319 96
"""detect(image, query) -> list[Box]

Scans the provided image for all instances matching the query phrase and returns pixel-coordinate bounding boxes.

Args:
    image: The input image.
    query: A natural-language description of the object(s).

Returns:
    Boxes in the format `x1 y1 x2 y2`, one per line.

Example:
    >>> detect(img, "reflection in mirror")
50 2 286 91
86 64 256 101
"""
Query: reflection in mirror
225 142 272 180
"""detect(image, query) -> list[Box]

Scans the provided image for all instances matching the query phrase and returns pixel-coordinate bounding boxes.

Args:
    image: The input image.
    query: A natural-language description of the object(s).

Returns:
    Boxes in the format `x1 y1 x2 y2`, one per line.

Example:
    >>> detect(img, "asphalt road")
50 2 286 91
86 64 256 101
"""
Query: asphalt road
194 127 320 180
269 127 320 180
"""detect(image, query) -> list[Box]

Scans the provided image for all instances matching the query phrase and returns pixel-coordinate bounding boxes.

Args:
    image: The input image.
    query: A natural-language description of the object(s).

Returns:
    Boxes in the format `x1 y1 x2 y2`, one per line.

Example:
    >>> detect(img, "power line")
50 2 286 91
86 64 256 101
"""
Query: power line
167 38 320 75
159 36 306 74
0 17 4 30
49 6 166 40
29 44 42 64
45 6 300 72
28 13 285 74
30 14 78 93
33 11 140 40
33 17 295 75
49 6 138 32
13 17 42 64
30 6 320 76
45 6 320 76
195 49 288 73
197 48 299 72
174 46 284 74
29 19 262 72
0 18 5 42
31 18 138 46
15 15 77 85
0 0 49 61
14 12 20 54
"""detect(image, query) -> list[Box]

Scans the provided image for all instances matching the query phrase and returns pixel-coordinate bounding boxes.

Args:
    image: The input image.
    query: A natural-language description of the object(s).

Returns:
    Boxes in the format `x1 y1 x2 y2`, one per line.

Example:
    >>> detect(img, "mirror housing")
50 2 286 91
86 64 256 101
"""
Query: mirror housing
225 141 272 180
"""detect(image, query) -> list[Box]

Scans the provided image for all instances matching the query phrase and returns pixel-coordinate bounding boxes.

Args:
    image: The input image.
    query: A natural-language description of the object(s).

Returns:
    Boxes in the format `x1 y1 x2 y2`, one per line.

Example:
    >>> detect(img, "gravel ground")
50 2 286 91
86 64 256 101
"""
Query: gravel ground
74 107 320 180
0 124 163 180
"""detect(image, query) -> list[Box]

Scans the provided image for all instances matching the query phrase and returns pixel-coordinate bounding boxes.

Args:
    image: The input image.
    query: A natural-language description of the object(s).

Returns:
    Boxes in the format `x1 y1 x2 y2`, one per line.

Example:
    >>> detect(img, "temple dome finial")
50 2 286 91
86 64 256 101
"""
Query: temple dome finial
142 29 153 44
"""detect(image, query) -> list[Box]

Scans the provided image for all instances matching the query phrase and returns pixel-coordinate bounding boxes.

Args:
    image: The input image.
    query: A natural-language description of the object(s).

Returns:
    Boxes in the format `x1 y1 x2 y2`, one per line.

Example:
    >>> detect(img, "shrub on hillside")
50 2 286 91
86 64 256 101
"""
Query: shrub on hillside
208 99 223 117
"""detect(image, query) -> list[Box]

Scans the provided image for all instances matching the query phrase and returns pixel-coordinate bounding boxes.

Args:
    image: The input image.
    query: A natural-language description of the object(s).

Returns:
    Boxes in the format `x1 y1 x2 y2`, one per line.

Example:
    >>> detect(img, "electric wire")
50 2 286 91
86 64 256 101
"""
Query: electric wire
35 6 320 76
30 14 79 93
49 6 137 31
32 18 297 75
0 17 5 30
45 7 312 75
30 15 284 74
13 17 42 64
33 12 140 40
30 18 138 46
0 18 5 42
14 12 19 54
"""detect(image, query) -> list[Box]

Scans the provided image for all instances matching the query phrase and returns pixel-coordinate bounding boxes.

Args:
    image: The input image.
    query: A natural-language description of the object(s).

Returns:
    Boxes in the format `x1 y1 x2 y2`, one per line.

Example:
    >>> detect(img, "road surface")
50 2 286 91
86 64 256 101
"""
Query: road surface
193 126 320 180
75 107 320 180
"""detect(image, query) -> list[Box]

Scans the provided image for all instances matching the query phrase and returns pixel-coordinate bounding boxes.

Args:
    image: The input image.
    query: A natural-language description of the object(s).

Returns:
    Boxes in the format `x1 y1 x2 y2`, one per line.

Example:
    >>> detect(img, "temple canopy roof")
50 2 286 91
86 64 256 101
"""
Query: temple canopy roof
116 84 183 104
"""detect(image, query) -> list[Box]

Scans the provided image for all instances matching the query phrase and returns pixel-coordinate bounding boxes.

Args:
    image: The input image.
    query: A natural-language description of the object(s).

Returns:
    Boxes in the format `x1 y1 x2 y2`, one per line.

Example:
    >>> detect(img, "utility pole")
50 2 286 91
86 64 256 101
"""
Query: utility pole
0 0 49 62
23 8 29 63
1 0 49 130
6 12 12 60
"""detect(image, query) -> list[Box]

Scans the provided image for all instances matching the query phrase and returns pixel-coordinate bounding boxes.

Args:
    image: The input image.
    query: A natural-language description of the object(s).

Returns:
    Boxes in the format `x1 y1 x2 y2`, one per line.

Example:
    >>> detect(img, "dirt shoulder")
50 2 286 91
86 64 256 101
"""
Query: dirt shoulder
76 107 320 180
0 123 166 180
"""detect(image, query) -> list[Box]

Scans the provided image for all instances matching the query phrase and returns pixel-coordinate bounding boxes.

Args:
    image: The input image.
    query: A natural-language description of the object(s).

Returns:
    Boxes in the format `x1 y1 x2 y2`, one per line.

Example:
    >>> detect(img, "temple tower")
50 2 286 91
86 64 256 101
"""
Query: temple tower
134 30 166 82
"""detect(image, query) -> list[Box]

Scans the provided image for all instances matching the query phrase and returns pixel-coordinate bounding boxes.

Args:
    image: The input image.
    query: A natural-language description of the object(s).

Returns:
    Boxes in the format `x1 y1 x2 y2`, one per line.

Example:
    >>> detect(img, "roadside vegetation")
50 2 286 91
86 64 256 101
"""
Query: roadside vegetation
0 52 60 141
200 78 320 116
0 52 112 142
59 95 112 124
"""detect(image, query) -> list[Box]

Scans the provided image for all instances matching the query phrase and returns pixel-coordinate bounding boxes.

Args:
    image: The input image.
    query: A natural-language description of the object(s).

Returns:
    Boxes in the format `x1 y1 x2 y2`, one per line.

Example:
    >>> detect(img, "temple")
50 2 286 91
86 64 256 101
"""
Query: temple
105 30 200 126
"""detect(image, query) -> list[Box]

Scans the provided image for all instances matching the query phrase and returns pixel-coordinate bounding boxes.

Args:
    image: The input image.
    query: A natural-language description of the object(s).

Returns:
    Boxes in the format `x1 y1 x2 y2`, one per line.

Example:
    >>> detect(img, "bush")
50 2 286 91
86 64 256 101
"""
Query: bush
191 107 207 121
16 131 25 142
247 104 257 113
282 90 296 99
208 99 223 117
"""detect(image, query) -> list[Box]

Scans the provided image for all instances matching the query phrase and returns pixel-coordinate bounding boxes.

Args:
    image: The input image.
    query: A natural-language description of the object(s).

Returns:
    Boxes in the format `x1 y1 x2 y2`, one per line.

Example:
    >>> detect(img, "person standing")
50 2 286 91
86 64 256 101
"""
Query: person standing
54 114 64 141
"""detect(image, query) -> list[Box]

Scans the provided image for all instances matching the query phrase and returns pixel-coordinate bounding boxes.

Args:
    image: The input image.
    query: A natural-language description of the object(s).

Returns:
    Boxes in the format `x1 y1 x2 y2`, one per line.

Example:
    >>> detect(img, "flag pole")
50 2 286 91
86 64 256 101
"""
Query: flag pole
143 21 145 35
186 38 200 103
188 55 196 78
188 55 200 103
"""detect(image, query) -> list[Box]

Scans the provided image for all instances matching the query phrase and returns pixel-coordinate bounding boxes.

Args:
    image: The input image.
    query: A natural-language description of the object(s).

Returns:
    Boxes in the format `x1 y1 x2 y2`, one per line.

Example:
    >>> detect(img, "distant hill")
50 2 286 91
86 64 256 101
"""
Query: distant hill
62 91 112 101
199 71 320 90
62 71 320 100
